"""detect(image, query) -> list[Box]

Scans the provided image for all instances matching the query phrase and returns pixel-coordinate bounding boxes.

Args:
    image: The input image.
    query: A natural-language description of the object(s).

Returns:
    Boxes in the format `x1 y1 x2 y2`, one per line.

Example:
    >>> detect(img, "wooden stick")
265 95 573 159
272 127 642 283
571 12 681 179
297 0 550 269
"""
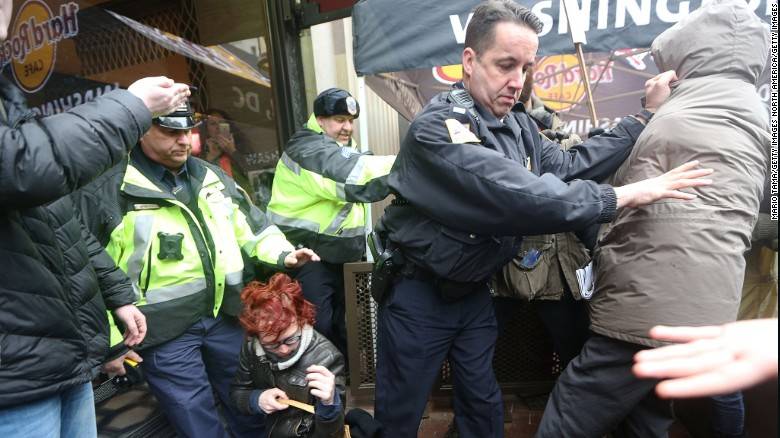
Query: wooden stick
575 42 599 127
278 398 315 414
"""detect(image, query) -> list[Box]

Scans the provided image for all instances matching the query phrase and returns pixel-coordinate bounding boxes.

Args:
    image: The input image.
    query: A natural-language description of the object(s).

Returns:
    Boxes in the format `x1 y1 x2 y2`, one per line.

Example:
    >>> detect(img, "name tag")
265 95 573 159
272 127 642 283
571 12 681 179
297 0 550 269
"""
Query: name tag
133 203 161 211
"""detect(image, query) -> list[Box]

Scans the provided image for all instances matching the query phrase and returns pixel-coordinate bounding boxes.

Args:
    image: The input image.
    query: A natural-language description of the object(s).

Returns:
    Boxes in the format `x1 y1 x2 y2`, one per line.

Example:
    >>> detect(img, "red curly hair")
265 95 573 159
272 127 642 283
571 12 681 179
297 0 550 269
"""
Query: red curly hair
239 273 317 339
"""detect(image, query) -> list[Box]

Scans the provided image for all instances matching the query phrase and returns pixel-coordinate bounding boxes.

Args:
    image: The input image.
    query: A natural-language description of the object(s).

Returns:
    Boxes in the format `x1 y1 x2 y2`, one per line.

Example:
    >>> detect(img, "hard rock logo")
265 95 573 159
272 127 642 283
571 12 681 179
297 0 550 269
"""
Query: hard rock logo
1 1 79 93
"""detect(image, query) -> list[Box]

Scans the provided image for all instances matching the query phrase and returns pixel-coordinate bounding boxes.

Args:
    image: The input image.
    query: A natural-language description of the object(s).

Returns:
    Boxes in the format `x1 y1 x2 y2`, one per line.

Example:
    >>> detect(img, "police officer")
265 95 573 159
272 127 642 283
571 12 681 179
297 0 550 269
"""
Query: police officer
77 103 319 438
267 88 395 354
372 1 712 437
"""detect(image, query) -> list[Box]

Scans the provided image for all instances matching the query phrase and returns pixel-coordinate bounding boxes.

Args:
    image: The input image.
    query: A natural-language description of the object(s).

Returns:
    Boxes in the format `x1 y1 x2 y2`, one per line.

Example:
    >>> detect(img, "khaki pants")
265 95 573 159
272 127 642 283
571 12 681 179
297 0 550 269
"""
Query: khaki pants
738 246 778 320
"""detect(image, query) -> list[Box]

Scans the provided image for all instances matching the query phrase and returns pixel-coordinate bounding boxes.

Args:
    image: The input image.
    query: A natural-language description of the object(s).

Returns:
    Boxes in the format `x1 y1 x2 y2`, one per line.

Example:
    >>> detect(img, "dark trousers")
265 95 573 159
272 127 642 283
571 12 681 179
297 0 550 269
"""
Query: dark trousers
533 291 590 367
375 277 503 438
141 315 265 438
711 392 745 437
294 261 347 355
537 334 673 438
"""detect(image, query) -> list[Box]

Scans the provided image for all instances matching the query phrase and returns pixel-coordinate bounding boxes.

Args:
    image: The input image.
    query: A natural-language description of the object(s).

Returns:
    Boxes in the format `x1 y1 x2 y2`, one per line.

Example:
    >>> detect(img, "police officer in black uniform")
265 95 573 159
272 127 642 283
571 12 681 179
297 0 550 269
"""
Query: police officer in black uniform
372 2 712 437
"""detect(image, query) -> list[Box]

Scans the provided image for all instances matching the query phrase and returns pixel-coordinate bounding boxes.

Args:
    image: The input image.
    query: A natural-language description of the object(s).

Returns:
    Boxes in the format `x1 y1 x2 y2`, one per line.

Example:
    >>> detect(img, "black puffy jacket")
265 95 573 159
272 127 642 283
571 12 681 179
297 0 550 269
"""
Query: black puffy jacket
0 76 151 408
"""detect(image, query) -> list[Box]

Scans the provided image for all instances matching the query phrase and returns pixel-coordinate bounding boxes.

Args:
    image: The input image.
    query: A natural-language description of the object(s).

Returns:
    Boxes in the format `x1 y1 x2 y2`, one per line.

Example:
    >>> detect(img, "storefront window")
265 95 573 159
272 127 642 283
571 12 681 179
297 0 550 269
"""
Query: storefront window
1 0 279 208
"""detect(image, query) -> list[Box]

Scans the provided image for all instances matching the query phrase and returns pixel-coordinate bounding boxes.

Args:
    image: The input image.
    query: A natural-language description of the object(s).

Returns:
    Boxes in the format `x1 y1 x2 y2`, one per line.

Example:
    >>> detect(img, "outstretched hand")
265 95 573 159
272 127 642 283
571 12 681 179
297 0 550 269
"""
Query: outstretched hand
614 160 713 209
284 248 321 269
128 76 191 117
643 70 678 112
633 319 778 398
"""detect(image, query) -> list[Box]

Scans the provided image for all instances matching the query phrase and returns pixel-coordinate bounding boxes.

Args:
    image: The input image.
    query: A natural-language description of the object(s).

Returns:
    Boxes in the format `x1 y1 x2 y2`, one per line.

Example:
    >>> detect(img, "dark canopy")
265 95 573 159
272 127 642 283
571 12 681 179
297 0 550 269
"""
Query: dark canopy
352 0 773 75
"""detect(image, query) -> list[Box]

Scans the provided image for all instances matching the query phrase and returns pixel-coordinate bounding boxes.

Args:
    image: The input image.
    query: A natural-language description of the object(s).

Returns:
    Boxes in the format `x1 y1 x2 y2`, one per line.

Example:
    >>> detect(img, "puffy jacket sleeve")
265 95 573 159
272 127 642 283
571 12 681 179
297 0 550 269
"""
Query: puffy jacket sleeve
0 90 151 208
284 130 395 203
537 115 644 182
225 173 295 268
388 103 618 237
78 207 136 310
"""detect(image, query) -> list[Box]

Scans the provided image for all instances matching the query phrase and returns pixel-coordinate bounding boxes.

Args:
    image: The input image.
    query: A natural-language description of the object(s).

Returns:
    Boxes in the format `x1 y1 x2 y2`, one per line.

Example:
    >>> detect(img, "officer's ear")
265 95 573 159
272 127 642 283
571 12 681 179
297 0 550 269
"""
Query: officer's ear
315 116 327 130
462 47 477 78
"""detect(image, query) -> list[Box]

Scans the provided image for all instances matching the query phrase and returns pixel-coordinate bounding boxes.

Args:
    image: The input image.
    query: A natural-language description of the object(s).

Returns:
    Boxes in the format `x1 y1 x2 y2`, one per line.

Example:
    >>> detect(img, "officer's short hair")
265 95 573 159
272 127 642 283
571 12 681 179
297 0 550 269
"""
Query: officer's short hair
465 0 543 55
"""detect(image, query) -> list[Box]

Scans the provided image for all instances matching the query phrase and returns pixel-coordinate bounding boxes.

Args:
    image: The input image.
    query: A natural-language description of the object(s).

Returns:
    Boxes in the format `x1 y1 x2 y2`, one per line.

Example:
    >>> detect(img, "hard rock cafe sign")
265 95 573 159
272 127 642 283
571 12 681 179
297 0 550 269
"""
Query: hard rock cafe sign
1 1 79 93
431 55 615 113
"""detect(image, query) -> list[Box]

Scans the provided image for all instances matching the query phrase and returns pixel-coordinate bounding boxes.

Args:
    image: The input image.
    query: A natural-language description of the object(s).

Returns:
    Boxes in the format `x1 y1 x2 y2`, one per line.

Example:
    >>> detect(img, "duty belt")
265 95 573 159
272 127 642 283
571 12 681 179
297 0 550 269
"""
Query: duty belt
401 262 487 302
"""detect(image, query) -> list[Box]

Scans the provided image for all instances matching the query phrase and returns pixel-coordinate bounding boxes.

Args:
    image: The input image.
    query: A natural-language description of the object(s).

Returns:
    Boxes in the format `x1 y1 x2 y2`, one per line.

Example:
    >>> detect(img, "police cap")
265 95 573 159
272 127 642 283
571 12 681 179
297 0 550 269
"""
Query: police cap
313 88 359 119
153 100 201 130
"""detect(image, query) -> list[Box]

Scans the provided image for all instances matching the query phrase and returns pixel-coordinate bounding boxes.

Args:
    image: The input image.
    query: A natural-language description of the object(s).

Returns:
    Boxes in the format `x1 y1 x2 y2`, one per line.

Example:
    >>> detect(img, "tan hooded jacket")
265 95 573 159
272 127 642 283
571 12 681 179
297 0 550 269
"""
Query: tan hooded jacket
589 0 771 347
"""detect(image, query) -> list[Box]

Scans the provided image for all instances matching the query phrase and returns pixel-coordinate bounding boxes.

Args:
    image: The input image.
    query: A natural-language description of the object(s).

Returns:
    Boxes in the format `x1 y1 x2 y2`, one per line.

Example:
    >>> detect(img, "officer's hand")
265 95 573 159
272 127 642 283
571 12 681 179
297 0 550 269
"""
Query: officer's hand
101 350 143 377
284 248 321 268
128 76 191 117
614 160 713 209
643 70 678 113
306 365 336 405
114 304 147 347
258 388 289 414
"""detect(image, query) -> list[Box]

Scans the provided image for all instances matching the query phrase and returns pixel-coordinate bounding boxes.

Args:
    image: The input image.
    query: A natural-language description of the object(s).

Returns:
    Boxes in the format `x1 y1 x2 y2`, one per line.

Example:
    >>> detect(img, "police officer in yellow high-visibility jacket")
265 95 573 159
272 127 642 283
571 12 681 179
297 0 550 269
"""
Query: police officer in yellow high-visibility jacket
267 88 395 354
77 103 319 438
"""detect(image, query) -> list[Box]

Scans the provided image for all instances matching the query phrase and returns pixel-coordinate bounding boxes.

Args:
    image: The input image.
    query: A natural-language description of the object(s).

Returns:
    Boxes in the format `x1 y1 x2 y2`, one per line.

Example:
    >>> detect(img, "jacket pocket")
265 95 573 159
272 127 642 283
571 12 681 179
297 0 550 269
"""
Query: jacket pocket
437 227 503 282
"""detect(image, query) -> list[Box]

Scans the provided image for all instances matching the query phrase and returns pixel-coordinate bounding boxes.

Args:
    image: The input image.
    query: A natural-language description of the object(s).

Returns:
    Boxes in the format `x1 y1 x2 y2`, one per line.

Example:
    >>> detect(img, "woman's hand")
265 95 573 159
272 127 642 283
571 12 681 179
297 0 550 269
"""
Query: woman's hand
306 365 336 405
258 388 289 414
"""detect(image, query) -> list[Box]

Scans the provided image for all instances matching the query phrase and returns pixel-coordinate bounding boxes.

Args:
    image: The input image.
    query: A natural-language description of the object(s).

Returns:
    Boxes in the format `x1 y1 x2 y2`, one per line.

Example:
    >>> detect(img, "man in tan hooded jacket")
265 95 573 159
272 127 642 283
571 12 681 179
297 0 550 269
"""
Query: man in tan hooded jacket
538 1 771 436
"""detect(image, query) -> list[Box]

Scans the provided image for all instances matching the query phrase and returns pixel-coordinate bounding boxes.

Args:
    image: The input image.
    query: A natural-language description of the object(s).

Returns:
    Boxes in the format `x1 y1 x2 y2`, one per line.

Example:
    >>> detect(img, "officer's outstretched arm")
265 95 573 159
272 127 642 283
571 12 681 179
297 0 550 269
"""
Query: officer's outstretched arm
283 131 395 203
392 109 615 236
211 170 296 268
537 116 645 183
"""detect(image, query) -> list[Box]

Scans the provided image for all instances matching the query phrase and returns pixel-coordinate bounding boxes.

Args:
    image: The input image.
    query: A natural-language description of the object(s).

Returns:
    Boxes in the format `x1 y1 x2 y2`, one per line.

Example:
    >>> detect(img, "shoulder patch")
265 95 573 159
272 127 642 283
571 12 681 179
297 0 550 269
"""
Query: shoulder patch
445 118 481 144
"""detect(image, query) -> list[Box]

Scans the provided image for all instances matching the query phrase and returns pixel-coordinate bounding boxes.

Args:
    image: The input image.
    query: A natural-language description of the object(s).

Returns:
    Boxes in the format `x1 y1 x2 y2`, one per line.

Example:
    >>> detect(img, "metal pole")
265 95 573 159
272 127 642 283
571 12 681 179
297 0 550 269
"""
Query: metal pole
356 76 374 262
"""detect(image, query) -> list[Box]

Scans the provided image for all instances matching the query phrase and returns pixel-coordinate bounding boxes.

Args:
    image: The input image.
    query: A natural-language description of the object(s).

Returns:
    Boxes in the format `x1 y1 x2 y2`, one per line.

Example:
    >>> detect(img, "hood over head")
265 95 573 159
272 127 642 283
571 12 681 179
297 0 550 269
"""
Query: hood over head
651 0 769 85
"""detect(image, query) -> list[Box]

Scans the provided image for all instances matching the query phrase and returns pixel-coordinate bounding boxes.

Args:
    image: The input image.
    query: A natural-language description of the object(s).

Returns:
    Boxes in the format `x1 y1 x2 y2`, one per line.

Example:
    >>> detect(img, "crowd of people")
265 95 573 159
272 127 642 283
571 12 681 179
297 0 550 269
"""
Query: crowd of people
0 0 776 437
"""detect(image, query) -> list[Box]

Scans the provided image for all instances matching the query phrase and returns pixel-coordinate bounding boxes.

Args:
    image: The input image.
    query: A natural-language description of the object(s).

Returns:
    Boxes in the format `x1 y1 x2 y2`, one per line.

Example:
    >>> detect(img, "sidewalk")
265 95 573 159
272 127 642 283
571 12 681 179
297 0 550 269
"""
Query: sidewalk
346 390 693 438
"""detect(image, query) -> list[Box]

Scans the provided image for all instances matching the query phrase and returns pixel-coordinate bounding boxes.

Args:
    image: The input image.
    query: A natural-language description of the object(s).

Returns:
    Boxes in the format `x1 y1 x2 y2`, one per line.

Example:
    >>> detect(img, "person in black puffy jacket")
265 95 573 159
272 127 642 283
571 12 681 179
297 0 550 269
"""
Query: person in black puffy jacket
0 5 191 431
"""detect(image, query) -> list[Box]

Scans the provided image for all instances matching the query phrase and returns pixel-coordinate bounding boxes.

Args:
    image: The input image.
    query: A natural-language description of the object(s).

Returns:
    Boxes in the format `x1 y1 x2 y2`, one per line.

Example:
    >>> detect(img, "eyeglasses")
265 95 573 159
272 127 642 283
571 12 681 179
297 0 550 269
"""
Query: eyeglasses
261 330 302 351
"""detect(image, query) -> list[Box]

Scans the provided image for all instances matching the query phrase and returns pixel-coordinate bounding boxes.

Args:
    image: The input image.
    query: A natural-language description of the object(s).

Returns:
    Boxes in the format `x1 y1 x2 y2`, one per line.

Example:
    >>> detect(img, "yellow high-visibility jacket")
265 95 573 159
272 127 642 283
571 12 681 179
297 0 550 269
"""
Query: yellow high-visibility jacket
77 147 294 349
267 115 395 263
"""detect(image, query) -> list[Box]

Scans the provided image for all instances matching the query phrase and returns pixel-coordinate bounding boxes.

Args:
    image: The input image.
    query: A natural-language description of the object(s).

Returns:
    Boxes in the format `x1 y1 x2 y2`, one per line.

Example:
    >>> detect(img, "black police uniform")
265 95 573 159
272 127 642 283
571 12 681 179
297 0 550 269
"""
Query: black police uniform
373 84 645 438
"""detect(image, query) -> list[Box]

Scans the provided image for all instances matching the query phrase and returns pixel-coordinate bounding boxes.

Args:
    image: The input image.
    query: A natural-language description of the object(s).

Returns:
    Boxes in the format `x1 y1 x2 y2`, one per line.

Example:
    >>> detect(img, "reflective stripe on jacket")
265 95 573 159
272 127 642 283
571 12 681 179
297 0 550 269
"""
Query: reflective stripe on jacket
78 148 294 349
266 115 394 263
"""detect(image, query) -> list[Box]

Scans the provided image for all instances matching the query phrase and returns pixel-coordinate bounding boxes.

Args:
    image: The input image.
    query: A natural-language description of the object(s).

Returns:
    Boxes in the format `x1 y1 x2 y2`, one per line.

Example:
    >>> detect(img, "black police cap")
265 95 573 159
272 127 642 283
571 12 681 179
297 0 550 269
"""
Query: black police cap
313 88 360 119
153 100 201 130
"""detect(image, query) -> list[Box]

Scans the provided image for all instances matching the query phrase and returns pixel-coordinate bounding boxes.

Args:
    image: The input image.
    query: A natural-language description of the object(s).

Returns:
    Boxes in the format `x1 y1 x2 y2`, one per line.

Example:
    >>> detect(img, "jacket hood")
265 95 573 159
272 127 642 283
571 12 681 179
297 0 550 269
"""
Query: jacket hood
651 0 769 84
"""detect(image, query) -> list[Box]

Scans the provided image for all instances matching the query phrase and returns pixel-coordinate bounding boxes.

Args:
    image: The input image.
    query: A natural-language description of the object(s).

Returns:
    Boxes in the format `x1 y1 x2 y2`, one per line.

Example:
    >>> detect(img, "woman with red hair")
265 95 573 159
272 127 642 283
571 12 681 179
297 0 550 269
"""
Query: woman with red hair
230 273 346 437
